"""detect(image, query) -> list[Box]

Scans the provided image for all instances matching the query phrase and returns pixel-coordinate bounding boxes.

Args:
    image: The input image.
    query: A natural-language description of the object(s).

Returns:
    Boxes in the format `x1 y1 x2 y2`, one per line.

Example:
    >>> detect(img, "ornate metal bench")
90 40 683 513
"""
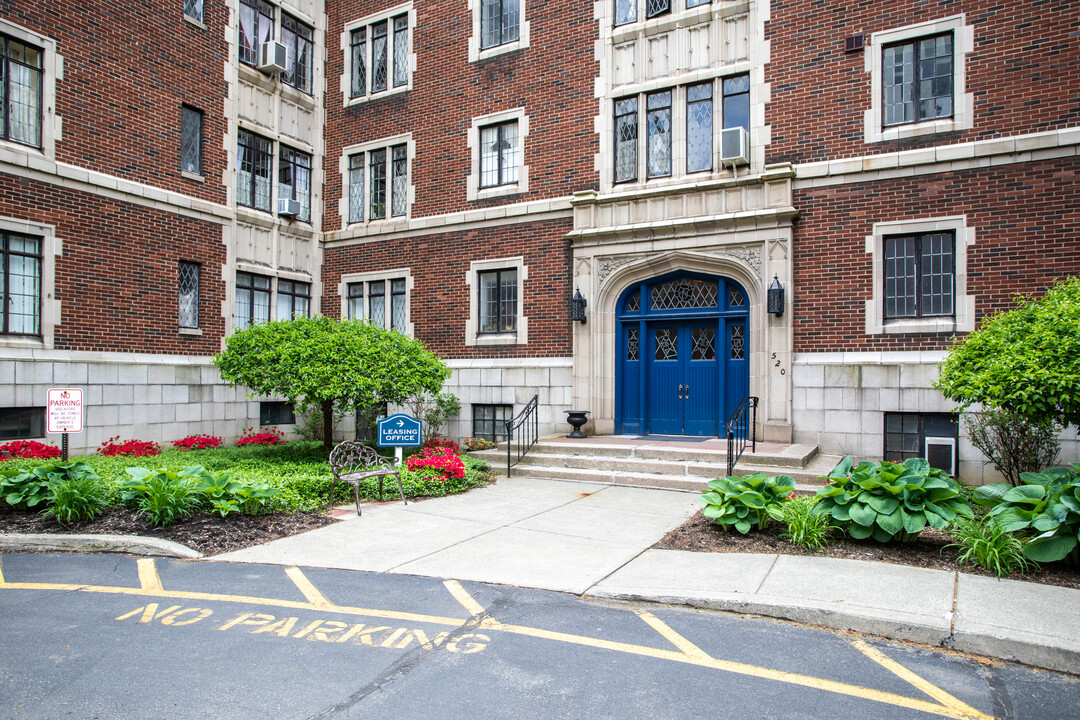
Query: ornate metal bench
328 441 406 515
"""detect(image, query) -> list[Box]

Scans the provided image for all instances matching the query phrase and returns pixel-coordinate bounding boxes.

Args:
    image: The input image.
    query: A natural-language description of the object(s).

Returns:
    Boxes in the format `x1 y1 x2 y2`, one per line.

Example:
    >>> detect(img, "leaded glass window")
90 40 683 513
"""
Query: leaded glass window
184 0 203 23
625 289 640 312
178 261 199 329
650 278 718 310
369 280 385 326
730 325 744 360
884 232 954 318
181 106 202 175
481 0 519 50
627 328 639 361
237 129 273 212
479 269 517 333
371 21 388 93
686 82 712 174
646 91 672 178
391 145 408 217
883 33 952 127
1 233 41 336
686 0 710 7
646 0 670 19
391 278 407 331
393 16 409 87
238 0 274 66
279 146 312 222
723 74 750 133
276 280 310 320
691 327 715 361
369 149 386 220
2 36 43 148
350 28 367 98
654 328 677 361
614 0 636 26
282 14 313 94
614 97 638 183
347 282 363 319
349 153 364 223
480 121 519 188
728 287 744 307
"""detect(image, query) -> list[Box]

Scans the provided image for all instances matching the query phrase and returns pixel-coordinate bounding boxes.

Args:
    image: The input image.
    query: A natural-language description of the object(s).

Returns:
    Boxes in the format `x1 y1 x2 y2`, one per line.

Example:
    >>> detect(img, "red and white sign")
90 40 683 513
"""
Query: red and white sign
47 388 84 433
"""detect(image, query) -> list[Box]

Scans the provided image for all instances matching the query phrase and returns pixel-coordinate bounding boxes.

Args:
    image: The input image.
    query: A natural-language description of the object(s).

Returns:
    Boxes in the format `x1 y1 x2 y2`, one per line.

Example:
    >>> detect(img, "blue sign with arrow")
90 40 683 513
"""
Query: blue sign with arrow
377 413 422 448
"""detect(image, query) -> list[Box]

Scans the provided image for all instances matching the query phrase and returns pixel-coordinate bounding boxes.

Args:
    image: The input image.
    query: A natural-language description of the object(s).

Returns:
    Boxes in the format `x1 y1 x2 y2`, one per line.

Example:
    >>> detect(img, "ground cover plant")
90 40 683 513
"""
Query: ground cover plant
972 465 1080 563
700 473 796 533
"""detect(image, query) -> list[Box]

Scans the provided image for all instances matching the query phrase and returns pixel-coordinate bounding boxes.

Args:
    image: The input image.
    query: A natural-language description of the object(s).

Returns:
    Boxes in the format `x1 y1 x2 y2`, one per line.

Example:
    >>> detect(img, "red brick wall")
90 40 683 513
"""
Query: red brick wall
792 157 1080 352
322 0 598 231
0 172 226 354
765 0 1080 165
322 217 573 358
2 0 228 205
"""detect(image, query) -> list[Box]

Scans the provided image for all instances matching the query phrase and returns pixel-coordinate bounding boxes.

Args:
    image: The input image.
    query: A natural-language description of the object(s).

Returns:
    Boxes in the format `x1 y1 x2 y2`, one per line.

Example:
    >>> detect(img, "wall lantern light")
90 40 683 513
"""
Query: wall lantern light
767 276 785 317
570 289 588 324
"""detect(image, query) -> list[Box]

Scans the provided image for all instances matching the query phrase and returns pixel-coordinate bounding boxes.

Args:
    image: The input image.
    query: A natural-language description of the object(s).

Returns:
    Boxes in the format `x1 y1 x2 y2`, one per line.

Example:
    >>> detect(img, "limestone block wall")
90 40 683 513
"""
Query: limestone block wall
791 351 1080 485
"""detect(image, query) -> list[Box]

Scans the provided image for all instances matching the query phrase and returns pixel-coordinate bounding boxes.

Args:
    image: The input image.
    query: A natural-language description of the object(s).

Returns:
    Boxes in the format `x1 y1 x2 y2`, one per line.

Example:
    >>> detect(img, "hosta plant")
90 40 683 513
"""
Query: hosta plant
814 457 974 543
972 465 1080 563
123 467 202 527
700 473 795 533
1 461 101 511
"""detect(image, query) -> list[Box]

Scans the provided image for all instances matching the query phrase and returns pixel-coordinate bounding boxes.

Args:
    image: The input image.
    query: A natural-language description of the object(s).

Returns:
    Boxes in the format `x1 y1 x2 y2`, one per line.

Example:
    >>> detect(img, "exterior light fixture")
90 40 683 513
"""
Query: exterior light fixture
767 276 785 317
570 289 587 324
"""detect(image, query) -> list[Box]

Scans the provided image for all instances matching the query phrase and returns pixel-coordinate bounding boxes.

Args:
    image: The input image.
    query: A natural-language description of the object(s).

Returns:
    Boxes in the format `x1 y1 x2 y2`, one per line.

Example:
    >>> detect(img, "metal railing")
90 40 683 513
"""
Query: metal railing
505 394 540 476
725 396 759 476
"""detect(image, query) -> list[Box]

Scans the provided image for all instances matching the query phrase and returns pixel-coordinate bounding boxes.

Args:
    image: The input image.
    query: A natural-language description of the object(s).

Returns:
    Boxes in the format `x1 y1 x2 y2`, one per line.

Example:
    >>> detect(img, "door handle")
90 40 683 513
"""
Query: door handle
685 384 690 399
678 384 683 399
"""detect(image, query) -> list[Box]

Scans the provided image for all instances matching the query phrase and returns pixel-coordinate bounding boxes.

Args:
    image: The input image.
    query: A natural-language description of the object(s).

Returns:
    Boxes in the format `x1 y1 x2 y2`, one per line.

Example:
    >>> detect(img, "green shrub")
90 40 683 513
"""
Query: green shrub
815 457 973 543
123 467 202 527
947 514 1036 578
46 474 109 525
778 495 834 550
1 461 102 511
972 465 1080 563
700 473 795 533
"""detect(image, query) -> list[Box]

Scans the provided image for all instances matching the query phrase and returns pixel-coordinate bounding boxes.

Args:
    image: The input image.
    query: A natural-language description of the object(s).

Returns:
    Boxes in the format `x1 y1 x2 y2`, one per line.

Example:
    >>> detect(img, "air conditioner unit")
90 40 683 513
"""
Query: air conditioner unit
720 126 749 167
278 197 301 218
925 436 956 476
258 41 288 74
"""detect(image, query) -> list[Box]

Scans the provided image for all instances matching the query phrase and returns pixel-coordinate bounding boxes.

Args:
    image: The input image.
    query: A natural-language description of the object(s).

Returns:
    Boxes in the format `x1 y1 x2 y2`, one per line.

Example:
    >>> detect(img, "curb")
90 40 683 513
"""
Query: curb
0 533 202 559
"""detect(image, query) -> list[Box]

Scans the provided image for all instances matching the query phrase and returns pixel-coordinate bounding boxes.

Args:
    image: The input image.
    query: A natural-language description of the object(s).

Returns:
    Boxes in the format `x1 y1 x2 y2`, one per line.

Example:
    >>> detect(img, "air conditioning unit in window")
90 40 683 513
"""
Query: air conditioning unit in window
925 436 956 476
278 197 301 218
258 41 288 74
720 127 750 167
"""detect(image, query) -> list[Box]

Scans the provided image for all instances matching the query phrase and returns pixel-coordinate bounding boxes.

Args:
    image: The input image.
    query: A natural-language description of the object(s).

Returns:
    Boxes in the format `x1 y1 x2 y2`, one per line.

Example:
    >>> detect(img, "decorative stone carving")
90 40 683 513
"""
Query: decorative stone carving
574 256 592 278
768 238 789 262
597 255 639 286
710 245 761 278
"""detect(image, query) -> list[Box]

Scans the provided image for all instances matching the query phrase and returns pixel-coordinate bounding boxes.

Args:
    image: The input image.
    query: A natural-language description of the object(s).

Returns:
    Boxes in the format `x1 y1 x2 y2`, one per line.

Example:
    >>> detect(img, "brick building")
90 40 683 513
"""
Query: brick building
1 0 1077 480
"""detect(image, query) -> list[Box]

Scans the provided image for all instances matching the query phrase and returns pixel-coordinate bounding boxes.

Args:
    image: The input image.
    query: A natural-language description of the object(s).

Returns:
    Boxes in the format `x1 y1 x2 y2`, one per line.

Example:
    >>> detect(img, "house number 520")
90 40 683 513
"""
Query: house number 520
771 353 786 375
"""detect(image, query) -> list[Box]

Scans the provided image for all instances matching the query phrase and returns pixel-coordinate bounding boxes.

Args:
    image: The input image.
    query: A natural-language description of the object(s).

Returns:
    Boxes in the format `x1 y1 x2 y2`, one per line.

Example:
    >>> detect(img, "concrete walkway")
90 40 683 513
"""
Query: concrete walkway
213 475 1080 675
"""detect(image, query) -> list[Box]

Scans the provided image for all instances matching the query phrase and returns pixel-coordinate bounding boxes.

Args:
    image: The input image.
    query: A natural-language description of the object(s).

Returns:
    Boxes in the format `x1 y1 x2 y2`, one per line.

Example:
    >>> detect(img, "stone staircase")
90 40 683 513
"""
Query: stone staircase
470 437 843 495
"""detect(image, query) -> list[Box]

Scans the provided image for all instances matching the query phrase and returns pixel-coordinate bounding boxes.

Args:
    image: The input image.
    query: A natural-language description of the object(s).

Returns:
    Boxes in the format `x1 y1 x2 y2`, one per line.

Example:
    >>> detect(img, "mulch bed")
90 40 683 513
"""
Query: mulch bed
0 505 338 556
657 510 1080 591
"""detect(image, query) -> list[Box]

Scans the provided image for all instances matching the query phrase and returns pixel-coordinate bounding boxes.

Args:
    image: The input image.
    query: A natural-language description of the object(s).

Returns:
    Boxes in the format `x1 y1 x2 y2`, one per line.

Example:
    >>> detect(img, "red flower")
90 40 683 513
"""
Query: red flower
98 436 161 457
173 434 222 451
0 440 61 461
236 426 286 446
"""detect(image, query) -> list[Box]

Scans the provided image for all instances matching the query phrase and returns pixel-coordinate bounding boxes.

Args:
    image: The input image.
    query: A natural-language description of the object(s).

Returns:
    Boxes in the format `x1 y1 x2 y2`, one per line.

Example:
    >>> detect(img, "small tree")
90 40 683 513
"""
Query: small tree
214 317 450 449
964 409 1061 486
935 278 1080 428
404 391 462 442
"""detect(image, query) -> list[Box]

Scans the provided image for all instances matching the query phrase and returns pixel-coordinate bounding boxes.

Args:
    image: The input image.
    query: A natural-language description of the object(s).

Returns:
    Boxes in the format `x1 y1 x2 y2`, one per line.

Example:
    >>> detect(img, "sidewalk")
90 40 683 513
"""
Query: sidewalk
212 475 1080 675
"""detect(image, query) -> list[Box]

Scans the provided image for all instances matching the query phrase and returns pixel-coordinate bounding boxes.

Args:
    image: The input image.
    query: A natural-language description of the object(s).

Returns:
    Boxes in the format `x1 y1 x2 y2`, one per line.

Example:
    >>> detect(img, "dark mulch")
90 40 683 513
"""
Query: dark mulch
657 510 1080 591
0 505 338 556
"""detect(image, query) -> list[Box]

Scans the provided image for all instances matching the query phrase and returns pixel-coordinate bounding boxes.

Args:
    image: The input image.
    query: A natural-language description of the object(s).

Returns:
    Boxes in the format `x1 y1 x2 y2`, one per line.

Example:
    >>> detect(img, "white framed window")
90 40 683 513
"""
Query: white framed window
613 0 709 27
276 279 311 320
465 256 527 347
343 3 414 106
0 19 59 161
467 109 529 201
342 134 412 226
235 271 272 330
468 0 529 62
865 215 974 336
178 261 200 329
0 216 59 350
340 268 413 336
864 15 973 144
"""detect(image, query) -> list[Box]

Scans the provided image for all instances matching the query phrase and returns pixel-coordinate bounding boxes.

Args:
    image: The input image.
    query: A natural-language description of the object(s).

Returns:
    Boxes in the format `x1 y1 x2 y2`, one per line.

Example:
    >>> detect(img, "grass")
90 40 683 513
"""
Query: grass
947 514 1037 578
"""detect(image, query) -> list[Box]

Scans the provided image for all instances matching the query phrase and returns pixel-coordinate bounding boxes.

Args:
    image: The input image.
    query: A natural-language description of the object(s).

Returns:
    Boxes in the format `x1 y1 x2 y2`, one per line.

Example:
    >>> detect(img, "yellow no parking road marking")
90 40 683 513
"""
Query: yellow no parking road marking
0 556 994 720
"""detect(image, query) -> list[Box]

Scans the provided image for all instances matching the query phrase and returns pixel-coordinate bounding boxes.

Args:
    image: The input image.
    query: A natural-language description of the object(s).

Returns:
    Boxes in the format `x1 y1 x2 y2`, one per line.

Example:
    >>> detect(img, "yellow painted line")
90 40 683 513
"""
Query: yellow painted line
137 559 163 592
635 611 711 662
0 581 469 627
285 567 332 608
444 580 486 617
478 618 990 720
850 638 993 720
0 556 4 584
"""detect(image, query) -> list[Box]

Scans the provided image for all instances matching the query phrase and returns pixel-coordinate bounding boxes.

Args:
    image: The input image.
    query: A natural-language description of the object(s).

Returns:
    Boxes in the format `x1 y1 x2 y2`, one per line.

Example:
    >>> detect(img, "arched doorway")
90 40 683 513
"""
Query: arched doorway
615 271 749 436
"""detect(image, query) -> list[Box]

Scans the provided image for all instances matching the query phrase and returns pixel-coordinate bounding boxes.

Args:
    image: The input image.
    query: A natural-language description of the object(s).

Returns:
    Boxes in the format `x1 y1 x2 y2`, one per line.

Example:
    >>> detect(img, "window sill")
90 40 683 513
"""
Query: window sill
179 327 203 336
280 83 316 110
236 206 276 228
474 40 526 63
474 332 519 346
474 184 522 201
345 84 411 108
181 171 205 183
183 14 207 31
238 63 277 92
881 317 956 335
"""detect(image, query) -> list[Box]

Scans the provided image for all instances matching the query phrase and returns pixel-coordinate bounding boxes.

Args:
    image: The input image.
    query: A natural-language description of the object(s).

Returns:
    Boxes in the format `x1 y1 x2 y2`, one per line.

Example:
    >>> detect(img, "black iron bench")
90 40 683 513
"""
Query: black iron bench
328 442 406 515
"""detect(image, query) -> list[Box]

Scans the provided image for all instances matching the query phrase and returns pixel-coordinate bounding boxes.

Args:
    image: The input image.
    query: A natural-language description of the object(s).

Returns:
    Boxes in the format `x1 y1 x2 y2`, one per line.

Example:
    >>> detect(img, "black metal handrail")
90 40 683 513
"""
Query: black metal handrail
505 393 540 476
726 396 759 476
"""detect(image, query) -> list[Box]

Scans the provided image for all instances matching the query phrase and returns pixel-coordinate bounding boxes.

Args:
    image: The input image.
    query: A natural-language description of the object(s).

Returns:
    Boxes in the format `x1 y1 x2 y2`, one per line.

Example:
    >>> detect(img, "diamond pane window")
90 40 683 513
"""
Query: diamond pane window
391 145 408 217
350 28 367 98
181 106 202 175
654 328 677 361
730 325 744 360
369 280 385 327
393 15 409 87
686 82 712 173
1 233 41 336
369 149 386 219
625 289 640 312
650 278 718 310
627 328 639 361
728 287 744 307
391 278 407 331
371 21 388 93
646 0 670 19
184 0 203 22
348 153 364 223
691 327 715 361
883 34 952 127
614 0 636 26
722 74 750 134
178 261 199 328
646 91 672 178
614 97 638 183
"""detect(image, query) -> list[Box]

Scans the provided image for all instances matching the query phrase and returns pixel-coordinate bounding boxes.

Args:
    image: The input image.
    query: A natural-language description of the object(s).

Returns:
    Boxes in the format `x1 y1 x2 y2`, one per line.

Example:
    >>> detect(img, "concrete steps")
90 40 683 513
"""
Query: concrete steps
470 438 843 495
